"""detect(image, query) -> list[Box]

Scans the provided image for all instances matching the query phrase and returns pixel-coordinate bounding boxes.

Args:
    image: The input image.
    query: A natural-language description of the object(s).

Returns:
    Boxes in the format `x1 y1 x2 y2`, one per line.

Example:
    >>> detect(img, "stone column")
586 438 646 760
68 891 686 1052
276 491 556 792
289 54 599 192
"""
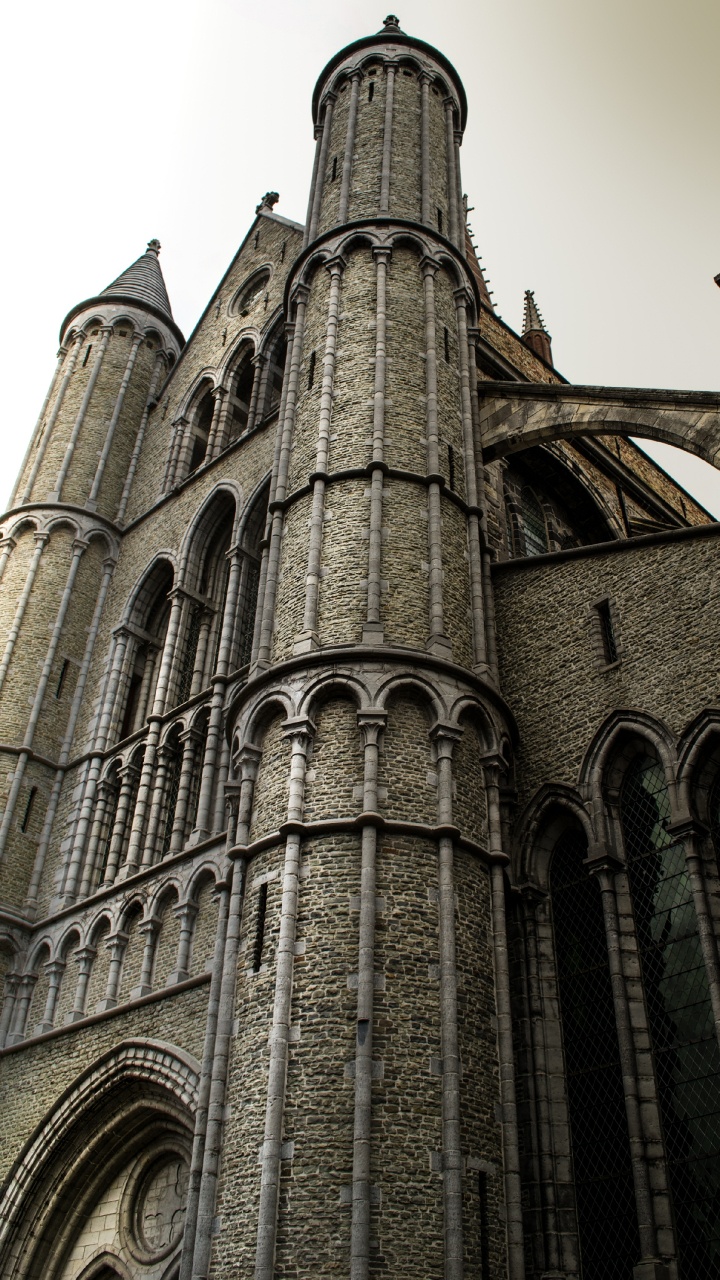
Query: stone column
339 72 362 223
141 744 173 869
131 919 160 999
295 259 344 653
246 352 267 434
485 760 525 1280
163 415 188 493
193 546 244 838
123 589 185 875
250 323 293 666
96 931 128 1012
102 760 141 887
35 959 66 1035
379 62 396 213
168 727 203 855
363 248 391 645
205 386 228 460
66 945 96 1022
0 530 49 697
467 329 499 681
667 817 720 1045
116 353 165 521
79 775 117 895
421 259 450 657
303 123 325 249
50 324 113 501
454 289 489 673
255 718 314 1280
351 709 386 1280
307 93 337 243
587 849 670 1276
0 536 87 859
454 130 465 249
0 973 20 1049
28 552 116 912
20 330 84 504
0 537 16 587
431 722 464 1280
185 763 257 1280
444 98 459 244
420 72 432 225
257 287 309 665
168 902 199 985
87 331 144 509
60 623 131 901
5 974 37 1046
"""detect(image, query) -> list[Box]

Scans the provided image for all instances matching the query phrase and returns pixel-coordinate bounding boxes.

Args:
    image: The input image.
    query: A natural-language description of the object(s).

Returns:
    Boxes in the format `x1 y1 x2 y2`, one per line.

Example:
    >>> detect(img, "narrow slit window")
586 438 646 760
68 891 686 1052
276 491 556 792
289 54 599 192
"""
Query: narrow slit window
82 344 92 367
21 787 37 834
253 881 268 971
308 350 316 390
55 658 69 699
368 81 375 101
331 155 338 181
253 231 260 249
597 599 618 664
443 326 450 362
280 240 286 262
447 444 456 491
437 207 443 234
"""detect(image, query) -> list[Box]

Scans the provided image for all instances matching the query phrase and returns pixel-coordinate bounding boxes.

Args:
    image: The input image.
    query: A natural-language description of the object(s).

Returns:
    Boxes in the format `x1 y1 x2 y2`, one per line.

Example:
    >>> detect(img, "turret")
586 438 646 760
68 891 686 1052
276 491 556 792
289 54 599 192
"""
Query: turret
521 287 553 366
0 244 182 918
11 240 183 520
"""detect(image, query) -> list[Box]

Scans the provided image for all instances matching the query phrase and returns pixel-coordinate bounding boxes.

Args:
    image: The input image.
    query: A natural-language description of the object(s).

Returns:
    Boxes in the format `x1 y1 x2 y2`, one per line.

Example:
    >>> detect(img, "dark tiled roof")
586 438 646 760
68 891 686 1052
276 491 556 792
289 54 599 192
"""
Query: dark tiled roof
101 239 174 320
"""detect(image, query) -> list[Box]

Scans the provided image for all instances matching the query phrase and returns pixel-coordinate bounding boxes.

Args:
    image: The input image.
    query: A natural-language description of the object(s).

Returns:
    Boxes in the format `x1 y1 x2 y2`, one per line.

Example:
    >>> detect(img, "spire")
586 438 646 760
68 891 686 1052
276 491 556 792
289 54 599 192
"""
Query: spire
100 239 175 322
522 289 553 367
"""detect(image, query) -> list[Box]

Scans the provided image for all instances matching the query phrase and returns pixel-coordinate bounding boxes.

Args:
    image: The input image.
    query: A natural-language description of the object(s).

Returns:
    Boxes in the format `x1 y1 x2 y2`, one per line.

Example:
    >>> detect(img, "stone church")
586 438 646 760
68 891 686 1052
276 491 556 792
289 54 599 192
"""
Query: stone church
0 14 718 1280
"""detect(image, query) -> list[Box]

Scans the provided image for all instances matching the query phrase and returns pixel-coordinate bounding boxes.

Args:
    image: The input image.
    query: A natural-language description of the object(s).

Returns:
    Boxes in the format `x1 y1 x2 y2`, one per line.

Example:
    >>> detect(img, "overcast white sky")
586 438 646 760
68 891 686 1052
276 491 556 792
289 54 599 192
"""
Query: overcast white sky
1 0 718 514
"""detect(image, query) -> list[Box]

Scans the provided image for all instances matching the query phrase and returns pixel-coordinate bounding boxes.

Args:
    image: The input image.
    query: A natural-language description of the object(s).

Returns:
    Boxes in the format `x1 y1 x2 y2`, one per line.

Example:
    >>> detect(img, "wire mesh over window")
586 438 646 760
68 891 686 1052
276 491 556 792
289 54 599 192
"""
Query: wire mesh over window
236 559 260 669
175 607 203 707
520 487 549 556
549 826 640 1279
621 756 720 1278
160 748 183 859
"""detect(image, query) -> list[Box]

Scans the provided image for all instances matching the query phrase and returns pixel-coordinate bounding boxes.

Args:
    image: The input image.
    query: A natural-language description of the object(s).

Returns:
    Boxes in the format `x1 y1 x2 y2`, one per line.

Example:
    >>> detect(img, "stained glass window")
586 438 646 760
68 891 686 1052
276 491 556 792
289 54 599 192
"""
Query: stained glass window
621 755 720 1278
550 826 639 1278
520 487 549 556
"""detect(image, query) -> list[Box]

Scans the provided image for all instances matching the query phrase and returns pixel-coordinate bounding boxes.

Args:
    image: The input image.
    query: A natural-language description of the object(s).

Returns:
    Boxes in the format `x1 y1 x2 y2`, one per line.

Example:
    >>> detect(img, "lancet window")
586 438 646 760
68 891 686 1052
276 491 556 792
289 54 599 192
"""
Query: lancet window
548 822 639 1279
619 755 720 1275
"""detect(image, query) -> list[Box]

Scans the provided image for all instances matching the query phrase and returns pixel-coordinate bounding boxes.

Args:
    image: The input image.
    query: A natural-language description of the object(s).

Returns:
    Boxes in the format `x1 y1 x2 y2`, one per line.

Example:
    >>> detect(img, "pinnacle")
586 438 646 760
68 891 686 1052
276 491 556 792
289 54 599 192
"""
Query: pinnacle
523 289 549 336
100 240 175 322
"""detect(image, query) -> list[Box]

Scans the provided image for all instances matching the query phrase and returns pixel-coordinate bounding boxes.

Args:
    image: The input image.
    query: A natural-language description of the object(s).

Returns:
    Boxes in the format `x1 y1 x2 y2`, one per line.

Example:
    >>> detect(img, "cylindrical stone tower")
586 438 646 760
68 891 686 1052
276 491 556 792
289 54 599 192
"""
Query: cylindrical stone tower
0 244 182 916
211 17 520 1280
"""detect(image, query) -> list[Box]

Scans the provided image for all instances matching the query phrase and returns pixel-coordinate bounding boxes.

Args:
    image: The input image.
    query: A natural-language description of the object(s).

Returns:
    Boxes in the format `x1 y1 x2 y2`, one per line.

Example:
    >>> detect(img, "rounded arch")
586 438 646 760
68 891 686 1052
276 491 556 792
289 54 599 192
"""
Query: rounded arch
299 671 369 722
235 692 296 756
676 709 720 817
148 878 182 920
122 555 175 629
0 1040 199 1279
23 938 52 976
178 486 239 592
375 672 447 723
230 265 273 318
116 894 146 934
55 925 82 964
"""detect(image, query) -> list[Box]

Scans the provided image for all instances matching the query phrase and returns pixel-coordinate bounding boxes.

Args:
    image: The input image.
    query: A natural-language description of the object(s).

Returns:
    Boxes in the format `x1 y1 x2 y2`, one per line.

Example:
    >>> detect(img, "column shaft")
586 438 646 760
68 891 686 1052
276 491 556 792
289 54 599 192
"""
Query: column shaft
379 64 395 213
87 332 143 507
20 332 84 503
51 325 112 501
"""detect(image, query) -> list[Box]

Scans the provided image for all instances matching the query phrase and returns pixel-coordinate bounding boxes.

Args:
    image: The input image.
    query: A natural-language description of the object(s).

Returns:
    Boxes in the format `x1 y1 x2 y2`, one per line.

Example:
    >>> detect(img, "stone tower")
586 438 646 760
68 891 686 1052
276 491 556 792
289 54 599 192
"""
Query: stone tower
0 15 719 1280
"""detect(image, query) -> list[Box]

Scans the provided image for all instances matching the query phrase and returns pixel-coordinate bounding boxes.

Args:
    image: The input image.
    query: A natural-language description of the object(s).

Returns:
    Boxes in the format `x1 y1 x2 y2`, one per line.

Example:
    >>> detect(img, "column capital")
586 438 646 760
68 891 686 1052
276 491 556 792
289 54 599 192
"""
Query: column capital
43 958 67 979
453 285 474 308
321 90 338 108
33 531 50 548
419 69 434 86
290 282 310 309
210 385 227 402
282 715 316 745
665 815 707 842
348 69 363 83
174 900 199 923
584 843 624 877
430 721 463 755
420 255 441 278
71 537 90 555
372 245 393 265
357 708 387 747
325 255 346 277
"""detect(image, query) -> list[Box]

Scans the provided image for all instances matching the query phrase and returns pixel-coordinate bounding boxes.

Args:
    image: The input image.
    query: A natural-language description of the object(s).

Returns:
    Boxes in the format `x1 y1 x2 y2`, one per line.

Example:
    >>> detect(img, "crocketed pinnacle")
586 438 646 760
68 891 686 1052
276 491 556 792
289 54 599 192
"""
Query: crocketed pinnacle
101 239 175 322
523 289 549 336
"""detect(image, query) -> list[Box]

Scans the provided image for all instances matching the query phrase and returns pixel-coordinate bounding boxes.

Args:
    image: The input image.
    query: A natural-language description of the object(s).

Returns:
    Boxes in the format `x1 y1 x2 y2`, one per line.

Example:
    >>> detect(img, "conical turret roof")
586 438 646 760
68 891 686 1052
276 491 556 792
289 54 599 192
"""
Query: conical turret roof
523 289 548 335
101 239 174 320
60 239 184 346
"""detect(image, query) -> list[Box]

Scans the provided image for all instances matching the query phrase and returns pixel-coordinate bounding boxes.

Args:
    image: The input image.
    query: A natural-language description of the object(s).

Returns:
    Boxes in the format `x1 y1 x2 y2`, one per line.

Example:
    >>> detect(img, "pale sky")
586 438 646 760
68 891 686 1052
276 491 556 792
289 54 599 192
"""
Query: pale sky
1 0 718 514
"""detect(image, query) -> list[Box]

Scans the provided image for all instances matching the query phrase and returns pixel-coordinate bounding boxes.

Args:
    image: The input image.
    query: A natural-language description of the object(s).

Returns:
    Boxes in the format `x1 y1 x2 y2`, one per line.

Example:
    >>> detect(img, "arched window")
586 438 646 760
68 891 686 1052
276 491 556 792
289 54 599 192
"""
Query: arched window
117 563 173 742
226 349 255 443
520 486 549 556
620 754 720 1276
188 386 214 474
263 335 287 417
549 823 639 1278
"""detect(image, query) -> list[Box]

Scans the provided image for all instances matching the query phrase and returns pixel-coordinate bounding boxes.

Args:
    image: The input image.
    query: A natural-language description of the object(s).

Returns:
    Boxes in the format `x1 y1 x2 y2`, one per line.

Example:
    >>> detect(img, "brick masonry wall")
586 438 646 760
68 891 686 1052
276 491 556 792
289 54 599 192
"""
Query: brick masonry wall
494 532 720 812
0 982 207 1184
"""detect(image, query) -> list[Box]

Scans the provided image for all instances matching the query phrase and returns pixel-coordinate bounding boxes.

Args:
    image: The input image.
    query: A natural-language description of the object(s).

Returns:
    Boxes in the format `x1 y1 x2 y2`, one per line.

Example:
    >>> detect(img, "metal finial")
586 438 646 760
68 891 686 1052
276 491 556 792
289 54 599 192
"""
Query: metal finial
146 238 161 255
255 191 280 214
383 14 401 31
